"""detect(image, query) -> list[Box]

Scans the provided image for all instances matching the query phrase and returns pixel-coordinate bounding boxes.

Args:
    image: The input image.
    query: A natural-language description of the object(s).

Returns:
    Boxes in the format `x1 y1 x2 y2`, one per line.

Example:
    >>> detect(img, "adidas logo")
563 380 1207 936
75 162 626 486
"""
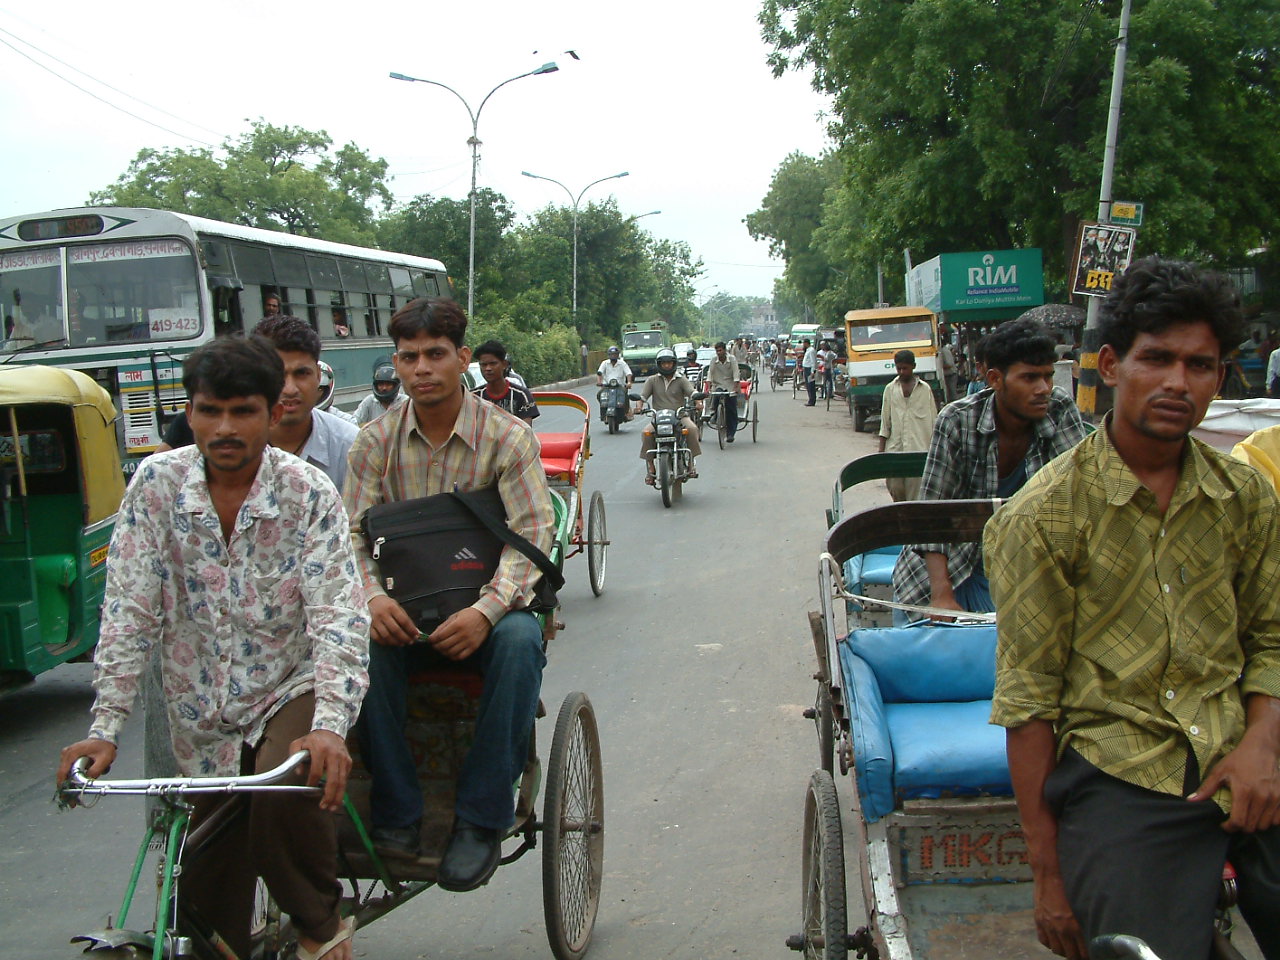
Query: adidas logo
454 547 478 561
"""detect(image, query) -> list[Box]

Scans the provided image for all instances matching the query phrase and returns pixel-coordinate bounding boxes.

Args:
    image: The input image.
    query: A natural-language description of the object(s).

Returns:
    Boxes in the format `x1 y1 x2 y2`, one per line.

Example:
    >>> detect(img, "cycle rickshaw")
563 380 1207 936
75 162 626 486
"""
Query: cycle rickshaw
58 412 608 960
699 378 760 449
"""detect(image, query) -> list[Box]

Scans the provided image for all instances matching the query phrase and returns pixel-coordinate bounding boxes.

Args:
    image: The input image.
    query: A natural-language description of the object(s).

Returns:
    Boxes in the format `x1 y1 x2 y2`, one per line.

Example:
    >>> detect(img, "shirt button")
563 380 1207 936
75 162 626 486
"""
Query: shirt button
1166 689 1176 700
1190 725 1200 736
1160 528 1166 538
1163 584 1171 594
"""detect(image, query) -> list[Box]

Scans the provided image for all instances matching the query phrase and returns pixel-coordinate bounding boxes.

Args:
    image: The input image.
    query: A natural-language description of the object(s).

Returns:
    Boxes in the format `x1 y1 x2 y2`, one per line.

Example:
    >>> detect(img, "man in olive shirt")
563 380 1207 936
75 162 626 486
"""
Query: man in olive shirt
705 341 740 442
638 348 701 482
987 257 1280 960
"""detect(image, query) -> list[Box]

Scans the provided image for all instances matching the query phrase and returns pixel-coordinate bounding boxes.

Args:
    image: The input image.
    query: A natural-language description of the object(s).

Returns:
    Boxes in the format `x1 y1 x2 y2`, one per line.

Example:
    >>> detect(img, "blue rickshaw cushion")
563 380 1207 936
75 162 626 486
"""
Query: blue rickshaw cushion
885 700 1012 801
845 622 997 703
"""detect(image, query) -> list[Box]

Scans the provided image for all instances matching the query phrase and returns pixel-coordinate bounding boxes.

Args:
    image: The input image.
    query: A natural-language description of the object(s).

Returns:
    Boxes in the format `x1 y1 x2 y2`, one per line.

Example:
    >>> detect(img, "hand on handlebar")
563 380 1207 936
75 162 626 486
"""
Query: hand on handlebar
57 738 117 806
288 731 350 812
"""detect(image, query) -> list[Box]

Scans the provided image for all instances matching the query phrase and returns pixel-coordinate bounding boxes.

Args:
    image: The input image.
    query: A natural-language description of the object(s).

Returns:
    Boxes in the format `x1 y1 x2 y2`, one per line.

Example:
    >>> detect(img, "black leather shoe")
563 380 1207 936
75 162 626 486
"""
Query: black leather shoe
372 823 422 859
437 820 500 891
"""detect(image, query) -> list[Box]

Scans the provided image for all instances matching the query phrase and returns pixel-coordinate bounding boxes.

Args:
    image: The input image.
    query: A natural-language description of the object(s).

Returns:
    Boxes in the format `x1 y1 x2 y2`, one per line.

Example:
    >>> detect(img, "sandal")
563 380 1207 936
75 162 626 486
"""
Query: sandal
644 474 656 486
296 916 356 960
687 468 699 479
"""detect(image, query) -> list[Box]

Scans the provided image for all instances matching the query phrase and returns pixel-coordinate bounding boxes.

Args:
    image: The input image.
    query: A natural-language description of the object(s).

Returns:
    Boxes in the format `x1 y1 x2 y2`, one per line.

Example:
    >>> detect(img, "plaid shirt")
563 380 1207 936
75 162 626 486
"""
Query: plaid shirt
343 390 555 626
892 386 1087 607
987 420 1280 812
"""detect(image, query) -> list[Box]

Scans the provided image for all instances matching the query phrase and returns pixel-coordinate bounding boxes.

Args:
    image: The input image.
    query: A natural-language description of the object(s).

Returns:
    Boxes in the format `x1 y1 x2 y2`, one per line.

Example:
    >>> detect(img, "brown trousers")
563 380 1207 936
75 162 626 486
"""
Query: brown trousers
181 695 341 959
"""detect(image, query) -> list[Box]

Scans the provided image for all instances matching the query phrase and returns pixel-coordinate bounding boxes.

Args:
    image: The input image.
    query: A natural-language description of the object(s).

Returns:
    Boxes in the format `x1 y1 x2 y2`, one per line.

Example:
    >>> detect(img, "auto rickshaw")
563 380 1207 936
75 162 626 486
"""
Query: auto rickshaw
0 365 124 692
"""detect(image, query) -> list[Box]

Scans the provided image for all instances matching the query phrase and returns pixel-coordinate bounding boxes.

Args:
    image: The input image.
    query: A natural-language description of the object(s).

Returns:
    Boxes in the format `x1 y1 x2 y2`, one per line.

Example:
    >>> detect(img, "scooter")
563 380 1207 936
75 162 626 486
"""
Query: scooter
597 378 630 434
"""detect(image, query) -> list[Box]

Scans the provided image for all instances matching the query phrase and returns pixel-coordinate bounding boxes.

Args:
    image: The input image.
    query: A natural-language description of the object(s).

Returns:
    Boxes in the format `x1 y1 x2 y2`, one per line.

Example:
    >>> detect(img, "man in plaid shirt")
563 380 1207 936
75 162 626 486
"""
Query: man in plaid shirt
892 317 1087 616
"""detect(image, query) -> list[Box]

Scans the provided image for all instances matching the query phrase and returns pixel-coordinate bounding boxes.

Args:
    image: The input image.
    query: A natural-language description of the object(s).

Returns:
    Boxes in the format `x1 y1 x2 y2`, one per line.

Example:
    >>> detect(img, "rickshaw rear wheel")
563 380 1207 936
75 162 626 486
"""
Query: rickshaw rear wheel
587 491 607 597
801 769 848 960
543 692 604 960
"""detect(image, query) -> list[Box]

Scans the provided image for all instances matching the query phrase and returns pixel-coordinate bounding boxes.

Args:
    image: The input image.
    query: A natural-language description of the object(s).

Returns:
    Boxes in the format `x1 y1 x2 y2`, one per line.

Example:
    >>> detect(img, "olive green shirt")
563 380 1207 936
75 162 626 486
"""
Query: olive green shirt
987 418 1280 811
640 372 695 411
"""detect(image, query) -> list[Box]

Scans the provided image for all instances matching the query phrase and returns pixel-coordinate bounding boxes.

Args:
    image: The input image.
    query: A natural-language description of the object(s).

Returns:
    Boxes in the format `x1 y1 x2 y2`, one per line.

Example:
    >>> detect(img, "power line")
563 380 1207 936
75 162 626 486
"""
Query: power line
0 30 218 147
1042 0 1103 108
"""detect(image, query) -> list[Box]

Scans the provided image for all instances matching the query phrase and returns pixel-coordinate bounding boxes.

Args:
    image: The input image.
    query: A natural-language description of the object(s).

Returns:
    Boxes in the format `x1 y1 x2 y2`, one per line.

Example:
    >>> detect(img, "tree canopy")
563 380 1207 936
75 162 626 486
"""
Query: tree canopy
89 120 393 246
758 0 1280 309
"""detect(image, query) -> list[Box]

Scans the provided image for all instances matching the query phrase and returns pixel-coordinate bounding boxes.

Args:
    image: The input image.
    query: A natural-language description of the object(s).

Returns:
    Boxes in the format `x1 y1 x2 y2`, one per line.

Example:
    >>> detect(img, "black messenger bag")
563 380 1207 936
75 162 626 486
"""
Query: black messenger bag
361 487 563 634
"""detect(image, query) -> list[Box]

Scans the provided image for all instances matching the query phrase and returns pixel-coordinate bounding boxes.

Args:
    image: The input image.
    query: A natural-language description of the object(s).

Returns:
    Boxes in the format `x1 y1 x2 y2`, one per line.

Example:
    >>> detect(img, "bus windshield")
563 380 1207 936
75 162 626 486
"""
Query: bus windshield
847 319 933 349
1 239 201 352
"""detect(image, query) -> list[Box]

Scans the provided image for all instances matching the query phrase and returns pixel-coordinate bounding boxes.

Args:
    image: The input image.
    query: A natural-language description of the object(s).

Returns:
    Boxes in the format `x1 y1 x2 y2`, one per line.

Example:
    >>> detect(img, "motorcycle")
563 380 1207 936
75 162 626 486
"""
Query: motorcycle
597 378 630 434
641 393 704 508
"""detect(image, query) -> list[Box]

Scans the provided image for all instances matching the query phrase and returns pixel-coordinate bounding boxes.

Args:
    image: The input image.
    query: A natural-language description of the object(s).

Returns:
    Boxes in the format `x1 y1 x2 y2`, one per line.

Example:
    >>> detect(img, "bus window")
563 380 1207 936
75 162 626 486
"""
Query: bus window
410 270 439 298
307 255 340 292
338 259 368 293
273 250 308 290
388 266 413 300
229 243 274 285
366 264 392 294
0 248 64 350
372 293 394 337
325 302 351 339
66 240 201 346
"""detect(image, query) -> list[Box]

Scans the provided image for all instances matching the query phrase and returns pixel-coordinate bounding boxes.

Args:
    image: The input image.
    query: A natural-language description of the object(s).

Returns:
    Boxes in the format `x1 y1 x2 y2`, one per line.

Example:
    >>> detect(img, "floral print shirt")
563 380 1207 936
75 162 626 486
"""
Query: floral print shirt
88 445 370 776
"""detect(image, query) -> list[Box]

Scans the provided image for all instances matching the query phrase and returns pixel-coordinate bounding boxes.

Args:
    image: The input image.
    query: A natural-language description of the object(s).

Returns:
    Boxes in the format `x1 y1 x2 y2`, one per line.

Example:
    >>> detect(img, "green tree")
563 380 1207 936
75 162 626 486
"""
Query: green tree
745 152 841 306
89 120 393 246
760 0 1280 291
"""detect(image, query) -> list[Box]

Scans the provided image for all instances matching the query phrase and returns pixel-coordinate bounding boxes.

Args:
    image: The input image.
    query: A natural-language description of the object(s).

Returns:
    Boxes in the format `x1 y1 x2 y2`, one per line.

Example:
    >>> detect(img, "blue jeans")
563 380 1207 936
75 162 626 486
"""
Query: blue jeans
355 610 545 832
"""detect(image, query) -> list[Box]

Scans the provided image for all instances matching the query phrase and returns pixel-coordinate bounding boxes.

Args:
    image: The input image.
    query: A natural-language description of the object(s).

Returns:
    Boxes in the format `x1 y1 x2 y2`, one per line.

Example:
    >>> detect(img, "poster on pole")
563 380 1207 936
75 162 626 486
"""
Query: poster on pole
1070 222 1136 297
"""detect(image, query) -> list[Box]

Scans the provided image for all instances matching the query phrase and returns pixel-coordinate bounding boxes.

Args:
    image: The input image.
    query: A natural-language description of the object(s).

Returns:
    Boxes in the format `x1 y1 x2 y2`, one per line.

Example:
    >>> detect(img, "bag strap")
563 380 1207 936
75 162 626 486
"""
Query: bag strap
445 491 566 590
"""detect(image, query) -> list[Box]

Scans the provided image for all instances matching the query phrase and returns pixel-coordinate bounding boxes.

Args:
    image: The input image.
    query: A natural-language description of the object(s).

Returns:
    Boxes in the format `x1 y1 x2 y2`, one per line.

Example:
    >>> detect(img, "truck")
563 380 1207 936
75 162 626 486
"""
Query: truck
843 306 942 432
621 320 669 378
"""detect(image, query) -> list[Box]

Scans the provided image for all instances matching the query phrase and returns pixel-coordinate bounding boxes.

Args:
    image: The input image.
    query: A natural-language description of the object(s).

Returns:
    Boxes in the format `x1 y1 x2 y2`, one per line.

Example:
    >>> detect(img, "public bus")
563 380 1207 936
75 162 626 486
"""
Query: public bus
0 207 451 474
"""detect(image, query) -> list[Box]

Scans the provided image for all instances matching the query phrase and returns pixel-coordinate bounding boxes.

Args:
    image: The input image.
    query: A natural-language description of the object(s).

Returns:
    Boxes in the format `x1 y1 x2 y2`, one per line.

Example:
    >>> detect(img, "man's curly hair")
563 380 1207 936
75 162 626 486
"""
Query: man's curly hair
1099 256 1243 358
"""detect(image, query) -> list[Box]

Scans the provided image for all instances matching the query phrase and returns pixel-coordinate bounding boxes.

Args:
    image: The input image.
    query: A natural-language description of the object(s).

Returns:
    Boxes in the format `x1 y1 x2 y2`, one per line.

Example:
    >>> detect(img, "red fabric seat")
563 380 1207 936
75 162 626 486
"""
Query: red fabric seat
538 432 583 481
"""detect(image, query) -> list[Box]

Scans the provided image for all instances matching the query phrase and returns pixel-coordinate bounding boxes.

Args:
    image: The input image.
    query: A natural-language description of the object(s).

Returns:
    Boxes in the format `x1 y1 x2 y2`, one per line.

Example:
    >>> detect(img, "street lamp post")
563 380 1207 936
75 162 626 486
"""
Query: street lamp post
391 63 559 318
521 170 629 336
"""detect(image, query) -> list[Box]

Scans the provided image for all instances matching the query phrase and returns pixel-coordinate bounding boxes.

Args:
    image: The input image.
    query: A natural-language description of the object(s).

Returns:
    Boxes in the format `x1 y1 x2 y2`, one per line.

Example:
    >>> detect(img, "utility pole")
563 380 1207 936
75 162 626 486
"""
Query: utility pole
1076 0 1133 422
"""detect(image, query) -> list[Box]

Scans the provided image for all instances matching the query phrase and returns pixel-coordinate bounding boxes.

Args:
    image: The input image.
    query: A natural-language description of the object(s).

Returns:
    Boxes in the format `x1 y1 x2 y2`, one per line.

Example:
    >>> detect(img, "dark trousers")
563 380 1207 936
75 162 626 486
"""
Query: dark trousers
713 393 739 438
356 610 545 833
182 695 341 960
805 371 817 404
1046 748 1280 960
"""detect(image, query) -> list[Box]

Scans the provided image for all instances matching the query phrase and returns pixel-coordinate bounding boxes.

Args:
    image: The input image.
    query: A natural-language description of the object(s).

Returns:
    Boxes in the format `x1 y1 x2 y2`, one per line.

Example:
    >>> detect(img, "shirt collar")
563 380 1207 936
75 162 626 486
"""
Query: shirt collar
176 445 282 527
402 385 482 452
300 408 340 468
1094 413 1234 506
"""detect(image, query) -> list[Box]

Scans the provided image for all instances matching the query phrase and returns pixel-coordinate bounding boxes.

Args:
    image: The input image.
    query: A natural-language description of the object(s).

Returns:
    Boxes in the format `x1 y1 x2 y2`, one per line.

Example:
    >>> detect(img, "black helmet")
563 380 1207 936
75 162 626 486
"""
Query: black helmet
373 363 399 399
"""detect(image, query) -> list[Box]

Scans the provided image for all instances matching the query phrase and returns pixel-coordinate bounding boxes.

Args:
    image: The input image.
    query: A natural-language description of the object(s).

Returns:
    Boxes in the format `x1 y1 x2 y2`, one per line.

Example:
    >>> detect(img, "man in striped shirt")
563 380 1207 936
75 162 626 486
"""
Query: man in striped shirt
344 298 555 892
988 258 1280 960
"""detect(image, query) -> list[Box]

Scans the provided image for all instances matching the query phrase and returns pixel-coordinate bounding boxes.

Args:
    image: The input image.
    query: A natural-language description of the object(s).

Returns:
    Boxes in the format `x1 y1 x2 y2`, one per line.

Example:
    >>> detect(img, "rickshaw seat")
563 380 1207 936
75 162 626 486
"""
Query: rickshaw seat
844 549 900 589
538 432 583 481
839 622 1011 822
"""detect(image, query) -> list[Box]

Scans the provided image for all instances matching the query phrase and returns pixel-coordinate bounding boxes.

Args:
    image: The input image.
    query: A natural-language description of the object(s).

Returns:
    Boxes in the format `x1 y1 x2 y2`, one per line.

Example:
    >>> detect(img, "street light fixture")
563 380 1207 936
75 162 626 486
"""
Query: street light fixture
391 63 559 317
521 169 629 335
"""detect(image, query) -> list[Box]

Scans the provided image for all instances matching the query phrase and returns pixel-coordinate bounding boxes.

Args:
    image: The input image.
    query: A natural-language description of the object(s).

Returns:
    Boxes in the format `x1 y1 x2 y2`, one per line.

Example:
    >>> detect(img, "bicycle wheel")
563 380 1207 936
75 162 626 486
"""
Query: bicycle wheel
799 769 848 960
717 419 726 450
543 692 604 960
751 401 759 442
586 491 606 597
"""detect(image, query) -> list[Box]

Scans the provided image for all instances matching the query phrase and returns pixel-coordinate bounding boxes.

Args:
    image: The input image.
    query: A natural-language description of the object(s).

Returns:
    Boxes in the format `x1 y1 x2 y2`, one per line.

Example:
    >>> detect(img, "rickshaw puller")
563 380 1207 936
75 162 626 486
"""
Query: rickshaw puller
56 336 370 960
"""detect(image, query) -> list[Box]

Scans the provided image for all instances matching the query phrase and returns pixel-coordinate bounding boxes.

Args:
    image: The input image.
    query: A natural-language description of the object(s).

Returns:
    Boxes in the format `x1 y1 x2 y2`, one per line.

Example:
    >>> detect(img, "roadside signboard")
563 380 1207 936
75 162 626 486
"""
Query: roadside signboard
1109 201 1144 227
1070 222 1136 298
908 249 1044 313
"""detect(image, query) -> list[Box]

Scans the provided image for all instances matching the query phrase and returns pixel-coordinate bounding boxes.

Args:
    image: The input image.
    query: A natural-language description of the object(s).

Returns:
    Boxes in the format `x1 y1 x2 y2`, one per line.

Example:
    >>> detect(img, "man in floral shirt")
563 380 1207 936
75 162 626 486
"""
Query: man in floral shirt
58 336 370 960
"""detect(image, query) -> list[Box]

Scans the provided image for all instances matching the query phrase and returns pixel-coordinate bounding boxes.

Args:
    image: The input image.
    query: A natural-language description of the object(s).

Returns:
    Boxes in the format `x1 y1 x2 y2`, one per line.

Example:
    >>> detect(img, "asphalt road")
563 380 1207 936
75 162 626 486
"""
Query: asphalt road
0 378 888 960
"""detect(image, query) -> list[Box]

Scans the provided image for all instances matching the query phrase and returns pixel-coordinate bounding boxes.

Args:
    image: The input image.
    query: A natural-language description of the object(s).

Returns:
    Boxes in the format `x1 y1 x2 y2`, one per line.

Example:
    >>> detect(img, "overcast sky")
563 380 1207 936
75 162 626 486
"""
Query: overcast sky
0 1 832 300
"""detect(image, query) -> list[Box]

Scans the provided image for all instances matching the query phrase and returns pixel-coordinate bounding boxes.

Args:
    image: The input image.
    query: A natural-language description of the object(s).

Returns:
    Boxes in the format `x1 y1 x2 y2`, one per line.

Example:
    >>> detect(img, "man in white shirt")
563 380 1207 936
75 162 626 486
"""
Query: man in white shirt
596 346 633 388
802 339 818 406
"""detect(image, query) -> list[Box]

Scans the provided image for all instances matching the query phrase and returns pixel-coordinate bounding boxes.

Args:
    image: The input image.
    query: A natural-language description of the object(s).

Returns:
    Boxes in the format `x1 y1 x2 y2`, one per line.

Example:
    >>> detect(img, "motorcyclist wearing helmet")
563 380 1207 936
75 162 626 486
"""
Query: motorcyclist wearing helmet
638 347 701 484
596 346 633 389
355 362 403 425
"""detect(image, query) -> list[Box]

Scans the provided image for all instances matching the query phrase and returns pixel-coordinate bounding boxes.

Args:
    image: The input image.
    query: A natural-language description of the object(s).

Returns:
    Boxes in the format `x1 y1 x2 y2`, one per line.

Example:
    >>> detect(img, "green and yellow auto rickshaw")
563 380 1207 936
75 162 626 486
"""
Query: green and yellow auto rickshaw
0 365 124 691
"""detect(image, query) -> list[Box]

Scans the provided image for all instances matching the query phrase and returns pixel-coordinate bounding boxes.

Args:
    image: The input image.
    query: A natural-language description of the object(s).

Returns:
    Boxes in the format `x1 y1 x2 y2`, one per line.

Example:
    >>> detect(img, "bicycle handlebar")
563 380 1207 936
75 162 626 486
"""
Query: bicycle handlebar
1091 935 1163 960
60 750 321 800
